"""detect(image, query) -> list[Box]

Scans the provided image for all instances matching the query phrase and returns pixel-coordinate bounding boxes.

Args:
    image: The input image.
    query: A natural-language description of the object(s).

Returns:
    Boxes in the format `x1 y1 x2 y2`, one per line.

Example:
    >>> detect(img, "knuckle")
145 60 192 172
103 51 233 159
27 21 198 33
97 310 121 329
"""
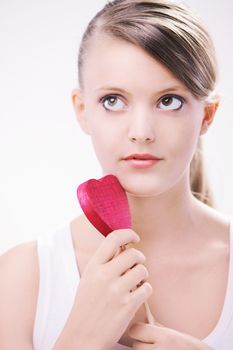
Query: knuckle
137 283 147 296
128 247 137 257
109 229 139 245
142 282 152 295
138 264 149 277
138 251 146 261
129 248 146 261
109 232 120 245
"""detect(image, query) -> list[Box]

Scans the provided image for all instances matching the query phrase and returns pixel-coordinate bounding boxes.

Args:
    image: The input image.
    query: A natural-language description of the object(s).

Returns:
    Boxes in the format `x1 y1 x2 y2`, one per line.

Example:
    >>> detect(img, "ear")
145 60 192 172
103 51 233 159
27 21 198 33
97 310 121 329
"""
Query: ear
200 96 220 136
71 88 90 135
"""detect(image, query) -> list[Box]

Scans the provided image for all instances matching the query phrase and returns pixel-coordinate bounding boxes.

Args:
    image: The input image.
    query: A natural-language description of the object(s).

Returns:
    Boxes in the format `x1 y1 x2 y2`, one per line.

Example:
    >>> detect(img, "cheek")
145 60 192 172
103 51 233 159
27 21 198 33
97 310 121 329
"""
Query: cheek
90 119 117 148
87 112 124 155
90 127 118 171
163 118 201 161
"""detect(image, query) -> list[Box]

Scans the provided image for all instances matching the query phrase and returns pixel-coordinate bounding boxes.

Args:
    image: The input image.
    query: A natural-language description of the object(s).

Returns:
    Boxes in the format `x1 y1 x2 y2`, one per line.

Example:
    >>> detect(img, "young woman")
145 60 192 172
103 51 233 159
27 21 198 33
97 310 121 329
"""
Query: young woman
0 1 232 349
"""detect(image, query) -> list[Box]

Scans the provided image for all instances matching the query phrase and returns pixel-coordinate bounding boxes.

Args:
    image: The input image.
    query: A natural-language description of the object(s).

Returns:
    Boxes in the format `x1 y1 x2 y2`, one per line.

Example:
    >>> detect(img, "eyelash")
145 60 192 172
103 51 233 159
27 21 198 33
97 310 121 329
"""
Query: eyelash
99 94 185 112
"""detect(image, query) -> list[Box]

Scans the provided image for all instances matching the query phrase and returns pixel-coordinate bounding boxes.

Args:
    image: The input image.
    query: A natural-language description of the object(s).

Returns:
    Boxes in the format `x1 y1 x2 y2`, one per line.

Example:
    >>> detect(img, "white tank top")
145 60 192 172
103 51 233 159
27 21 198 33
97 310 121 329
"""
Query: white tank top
33 219 233 350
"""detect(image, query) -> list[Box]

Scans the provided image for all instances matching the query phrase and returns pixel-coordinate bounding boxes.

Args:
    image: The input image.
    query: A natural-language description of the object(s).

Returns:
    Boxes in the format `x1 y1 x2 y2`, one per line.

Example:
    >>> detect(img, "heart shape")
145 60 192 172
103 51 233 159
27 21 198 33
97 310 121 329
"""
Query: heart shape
77 174 131 236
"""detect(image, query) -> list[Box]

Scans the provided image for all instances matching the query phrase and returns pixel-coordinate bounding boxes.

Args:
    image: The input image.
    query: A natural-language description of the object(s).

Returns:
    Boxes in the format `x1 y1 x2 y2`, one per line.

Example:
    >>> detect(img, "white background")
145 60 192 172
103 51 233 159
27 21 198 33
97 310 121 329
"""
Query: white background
0 0 233 253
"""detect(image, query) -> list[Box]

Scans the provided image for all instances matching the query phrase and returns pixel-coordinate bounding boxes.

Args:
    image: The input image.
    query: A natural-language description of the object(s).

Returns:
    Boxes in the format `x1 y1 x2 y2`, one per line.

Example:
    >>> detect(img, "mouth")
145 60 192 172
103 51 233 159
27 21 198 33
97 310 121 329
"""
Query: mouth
123 154 162 169
123 153 162 161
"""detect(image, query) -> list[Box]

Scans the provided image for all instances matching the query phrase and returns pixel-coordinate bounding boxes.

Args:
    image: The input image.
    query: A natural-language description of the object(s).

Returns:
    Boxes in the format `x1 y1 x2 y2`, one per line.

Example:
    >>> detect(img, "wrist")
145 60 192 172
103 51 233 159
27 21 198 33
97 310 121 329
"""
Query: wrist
53 330 110 350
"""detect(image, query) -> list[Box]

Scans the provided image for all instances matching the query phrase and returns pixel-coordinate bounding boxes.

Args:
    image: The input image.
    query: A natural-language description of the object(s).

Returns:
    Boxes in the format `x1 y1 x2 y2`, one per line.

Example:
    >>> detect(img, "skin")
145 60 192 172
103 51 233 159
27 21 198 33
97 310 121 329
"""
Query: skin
71 33 229 349
0 33 229 350
72 33 221 253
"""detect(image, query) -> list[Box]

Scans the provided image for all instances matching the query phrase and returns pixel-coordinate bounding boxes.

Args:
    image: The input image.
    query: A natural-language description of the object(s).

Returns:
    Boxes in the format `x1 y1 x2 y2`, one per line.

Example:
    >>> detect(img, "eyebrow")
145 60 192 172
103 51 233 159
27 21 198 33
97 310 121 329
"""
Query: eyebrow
95 85 190 95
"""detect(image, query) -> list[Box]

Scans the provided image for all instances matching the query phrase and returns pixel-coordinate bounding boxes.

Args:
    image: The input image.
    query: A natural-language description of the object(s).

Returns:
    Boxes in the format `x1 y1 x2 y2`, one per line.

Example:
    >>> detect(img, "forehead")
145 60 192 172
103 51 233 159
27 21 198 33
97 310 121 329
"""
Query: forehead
81 34 189 95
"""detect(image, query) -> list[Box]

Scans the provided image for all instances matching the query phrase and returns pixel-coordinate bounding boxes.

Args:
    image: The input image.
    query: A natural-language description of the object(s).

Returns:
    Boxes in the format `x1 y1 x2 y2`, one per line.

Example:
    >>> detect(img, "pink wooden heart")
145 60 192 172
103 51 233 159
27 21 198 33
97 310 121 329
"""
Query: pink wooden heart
77 174 131 236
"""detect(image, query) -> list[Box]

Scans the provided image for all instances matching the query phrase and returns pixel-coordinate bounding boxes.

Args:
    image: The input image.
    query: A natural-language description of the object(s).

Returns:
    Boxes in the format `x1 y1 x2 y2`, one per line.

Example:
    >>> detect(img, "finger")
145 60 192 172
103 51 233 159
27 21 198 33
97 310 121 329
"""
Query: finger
129 322 162 344
133 341 155 349
113 241 133 258
119 264 149 292
92 229 140 264
108 247 146 277
129 282 153 311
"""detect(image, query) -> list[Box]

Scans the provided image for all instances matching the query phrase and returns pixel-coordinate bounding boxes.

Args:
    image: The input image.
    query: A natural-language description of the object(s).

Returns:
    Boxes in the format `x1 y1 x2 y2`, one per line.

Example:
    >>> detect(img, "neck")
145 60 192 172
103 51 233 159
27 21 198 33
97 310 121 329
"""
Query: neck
126 176 203 251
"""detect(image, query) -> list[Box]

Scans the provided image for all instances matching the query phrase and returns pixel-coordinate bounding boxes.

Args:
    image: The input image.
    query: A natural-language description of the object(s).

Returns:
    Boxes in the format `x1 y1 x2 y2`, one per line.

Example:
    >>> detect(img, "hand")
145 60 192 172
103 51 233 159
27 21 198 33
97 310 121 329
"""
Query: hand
128 322 213 350
54 229 152 350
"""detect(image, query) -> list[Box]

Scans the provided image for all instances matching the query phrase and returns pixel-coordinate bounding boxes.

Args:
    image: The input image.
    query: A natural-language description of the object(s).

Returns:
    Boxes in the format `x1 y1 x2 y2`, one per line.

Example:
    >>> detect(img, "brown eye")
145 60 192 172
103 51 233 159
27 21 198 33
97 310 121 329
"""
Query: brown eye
158 95 183 110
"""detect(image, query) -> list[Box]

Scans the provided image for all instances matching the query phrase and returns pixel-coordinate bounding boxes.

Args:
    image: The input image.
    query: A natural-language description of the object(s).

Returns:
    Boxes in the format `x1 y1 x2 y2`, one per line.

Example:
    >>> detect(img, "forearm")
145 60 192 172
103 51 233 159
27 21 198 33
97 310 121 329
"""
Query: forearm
53 332 108 350
53 325 108 350
52 313 109 350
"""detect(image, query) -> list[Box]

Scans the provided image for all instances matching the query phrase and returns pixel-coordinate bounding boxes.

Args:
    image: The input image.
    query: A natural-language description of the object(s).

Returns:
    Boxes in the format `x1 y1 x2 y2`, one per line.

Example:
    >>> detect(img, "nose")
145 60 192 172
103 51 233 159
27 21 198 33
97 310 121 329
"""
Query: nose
128 112 155 144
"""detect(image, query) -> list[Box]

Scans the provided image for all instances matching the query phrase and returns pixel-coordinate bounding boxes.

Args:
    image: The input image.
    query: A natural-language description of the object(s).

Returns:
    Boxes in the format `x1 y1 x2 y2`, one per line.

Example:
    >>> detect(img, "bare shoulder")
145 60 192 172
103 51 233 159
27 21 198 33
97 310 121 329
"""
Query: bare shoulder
195 198 230 238
0 241 39 347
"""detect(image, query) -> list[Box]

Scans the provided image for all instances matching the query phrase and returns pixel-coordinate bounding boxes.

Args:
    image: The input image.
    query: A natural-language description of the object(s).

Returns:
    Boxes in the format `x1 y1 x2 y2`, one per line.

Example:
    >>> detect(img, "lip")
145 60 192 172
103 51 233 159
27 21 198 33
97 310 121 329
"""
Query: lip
123 154 162 169
123 153 161 161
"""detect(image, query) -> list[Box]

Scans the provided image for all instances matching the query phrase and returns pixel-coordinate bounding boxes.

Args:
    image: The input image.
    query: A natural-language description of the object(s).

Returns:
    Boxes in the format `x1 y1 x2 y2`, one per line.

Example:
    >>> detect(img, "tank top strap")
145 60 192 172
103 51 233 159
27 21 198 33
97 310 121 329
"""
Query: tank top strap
202 216 233 348
33 223 79 350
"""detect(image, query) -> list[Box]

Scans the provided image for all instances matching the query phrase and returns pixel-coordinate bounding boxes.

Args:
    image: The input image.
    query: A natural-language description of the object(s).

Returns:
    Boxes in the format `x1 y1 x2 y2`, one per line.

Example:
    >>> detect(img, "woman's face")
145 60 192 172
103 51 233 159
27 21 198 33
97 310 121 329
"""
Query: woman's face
74 34 211 197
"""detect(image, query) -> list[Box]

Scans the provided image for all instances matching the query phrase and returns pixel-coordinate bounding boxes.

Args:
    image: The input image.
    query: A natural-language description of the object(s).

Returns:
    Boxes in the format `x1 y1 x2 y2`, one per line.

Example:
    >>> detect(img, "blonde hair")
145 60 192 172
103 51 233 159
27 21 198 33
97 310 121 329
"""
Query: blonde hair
77 0 218 207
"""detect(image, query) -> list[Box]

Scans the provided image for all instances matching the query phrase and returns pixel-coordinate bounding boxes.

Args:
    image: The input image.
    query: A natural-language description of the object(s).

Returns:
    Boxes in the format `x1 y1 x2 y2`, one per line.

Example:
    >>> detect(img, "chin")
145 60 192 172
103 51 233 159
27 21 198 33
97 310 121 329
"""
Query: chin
119 178 165 198
126 191 156 198
102 169 166 197
126 188 163 198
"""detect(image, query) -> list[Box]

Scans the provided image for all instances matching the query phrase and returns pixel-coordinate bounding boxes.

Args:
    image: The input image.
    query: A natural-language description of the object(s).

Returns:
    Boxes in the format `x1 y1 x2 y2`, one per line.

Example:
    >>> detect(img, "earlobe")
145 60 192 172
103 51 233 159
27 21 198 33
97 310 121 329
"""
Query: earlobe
200 96 220 135
71 88 90 135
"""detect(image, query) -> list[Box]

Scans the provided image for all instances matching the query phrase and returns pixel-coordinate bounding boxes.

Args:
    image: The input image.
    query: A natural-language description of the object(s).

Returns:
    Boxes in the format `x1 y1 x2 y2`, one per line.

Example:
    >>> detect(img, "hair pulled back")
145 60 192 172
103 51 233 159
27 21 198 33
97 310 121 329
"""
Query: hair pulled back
78 0 218 206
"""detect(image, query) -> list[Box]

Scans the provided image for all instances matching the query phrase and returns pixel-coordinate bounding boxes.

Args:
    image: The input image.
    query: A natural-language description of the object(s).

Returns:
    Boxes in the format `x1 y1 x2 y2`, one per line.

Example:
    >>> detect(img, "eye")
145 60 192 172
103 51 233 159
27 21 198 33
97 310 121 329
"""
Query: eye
101 95 126 112
158 95 184 111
